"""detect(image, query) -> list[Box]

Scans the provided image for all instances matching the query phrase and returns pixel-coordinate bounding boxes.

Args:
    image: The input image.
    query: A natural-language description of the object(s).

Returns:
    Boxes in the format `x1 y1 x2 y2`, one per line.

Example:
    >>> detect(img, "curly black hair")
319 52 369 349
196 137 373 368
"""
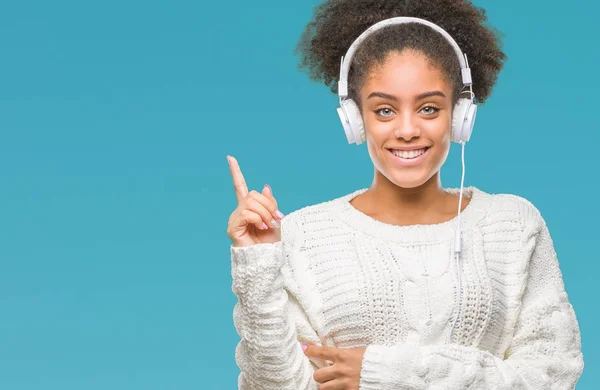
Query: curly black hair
295 0 506 106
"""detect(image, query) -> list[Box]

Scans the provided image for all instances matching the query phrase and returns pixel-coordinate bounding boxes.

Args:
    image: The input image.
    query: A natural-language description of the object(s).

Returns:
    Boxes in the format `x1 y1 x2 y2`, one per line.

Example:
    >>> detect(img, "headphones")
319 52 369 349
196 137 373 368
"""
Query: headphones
336 17 477 145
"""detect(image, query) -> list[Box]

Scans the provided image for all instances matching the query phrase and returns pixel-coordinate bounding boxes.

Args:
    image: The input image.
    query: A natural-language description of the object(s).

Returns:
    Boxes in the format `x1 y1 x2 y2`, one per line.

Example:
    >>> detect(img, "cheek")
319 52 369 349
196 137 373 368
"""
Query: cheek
363 117 394 156
427 120 453 169
426 119 452 163
424 113 452 142
365 130 389 173
363 113 393 137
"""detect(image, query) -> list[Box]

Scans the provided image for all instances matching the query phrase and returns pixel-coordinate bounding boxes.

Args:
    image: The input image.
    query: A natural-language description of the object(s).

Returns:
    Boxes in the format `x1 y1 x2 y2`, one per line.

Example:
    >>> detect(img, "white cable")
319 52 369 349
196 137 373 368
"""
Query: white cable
449 141 466 343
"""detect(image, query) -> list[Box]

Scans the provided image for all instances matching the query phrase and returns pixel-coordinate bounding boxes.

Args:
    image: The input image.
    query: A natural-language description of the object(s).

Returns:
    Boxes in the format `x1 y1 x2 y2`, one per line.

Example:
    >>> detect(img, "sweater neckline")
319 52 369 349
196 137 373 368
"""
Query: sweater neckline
330 186 486 244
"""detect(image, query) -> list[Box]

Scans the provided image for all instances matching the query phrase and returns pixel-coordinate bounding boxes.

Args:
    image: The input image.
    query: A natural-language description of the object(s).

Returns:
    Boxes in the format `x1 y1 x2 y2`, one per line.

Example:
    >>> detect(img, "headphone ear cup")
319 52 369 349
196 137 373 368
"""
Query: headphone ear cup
337 99 365 145
336 105 355 144
451 99 477 143
463 103 477 142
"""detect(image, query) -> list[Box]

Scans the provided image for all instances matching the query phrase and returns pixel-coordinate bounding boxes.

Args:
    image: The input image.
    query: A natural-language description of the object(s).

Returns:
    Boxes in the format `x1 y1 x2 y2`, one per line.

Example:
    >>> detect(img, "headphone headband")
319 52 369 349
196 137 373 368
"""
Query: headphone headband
338 17 473 99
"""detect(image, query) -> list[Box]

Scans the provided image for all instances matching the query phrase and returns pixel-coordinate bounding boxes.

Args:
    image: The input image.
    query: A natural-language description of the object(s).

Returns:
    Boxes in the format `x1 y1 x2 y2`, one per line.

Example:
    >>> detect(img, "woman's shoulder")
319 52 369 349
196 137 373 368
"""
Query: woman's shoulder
279 188 364 242
470 186 546 231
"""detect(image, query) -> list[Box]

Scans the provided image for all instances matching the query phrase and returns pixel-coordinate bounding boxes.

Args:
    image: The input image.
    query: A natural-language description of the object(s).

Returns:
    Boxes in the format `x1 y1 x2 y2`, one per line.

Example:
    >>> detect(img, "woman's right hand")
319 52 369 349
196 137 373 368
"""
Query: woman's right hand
226 155 285 247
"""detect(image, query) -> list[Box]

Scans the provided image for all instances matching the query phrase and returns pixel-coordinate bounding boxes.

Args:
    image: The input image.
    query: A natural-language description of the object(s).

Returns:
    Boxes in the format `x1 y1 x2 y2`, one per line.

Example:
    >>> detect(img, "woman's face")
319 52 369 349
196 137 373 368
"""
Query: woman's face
359 49 455 189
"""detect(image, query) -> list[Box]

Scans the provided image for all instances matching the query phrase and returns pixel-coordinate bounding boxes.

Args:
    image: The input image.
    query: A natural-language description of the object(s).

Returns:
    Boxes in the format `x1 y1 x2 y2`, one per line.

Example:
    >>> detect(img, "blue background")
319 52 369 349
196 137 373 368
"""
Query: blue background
0 0 597 388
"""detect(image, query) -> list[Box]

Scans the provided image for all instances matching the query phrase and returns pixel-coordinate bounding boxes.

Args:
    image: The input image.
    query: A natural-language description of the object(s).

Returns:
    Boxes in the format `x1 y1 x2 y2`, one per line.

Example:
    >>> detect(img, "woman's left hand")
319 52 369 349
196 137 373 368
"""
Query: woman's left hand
302 343 367 389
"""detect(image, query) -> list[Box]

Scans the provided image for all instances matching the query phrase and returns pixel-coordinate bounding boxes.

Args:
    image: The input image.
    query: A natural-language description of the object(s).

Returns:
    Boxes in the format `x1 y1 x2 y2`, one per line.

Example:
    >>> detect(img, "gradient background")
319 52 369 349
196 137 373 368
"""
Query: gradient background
0 0 597 388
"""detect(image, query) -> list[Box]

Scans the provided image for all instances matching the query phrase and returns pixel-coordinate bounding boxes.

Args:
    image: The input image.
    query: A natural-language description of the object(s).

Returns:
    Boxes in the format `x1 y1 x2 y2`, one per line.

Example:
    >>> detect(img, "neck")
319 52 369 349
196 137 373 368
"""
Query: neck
356 170 457 224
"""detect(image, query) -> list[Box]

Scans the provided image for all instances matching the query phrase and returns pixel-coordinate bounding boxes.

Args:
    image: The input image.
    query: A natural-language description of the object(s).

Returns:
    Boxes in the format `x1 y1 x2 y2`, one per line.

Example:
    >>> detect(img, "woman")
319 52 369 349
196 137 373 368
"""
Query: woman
226 0 584 388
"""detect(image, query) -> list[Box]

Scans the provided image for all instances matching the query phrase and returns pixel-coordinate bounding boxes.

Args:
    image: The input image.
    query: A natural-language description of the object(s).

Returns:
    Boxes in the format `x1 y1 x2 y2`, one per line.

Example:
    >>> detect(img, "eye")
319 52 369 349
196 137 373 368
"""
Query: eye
375 107 395 117
419 105 440 116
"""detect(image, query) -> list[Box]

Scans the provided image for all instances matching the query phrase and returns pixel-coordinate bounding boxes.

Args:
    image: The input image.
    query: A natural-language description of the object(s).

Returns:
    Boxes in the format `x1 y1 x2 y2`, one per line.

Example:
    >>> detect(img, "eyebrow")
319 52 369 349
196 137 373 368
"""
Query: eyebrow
366 91 447 101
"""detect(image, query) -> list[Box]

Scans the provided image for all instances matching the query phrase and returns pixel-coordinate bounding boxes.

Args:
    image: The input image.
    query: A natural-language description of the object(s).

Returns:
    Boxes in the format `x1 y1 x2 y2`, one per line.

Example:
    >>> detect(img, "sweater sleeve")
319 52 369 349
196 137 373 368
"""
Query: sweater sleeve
358 200 584 390
230 216 321 390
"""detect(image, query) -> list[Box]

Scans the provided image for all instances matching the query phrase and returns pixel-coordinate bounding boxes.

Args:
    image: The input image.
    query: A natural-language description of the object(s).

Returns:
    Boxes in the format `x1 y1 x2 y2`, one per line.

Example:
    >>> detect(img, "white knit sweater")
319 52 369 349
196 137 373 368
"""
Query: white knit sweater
230 187 584 389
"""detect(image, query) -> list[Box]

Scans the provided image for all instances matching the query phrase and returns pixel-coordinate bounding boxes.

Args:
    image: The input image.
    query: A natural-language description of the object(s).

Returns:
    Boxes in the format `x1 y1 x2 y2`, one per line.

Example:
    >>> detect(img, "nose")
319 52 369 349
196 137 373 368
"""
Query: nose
393 111 421 141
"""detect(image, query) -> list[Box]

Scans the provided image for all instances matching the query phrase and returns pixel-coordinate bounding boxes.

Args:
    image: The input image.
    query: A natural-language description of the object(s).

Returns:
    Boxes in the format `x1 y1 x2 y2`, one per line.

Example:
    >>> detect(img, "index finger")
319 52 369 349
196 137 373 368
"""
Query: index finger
227 155 248 203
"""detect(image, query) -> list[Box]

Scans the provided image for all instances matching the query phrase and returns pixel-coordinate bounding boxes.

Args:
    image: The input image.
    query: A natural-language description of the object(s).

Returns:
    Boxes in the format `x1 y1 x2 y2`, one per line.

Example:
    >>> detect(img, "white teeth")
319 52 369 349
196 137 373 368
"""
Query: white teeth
391 148 427 159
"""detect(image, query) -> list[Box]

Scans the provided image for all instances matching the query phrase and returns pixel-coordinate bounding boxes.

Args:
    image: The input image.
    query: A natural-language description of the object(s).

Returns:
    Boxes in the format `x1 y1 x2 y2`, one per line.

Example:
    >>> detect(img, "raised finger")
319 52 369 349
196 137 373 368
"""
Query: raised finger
227 155 248 204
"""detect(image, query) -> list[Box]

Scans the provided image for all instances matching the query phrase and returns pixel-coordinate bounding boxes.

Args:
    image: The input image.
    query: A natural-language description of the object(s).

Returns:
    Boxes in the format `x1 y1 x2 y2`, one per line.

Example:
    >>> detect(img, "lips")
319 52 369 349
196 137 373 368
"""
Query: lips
387 146 431 166
388 146 431 159
390 147 428 159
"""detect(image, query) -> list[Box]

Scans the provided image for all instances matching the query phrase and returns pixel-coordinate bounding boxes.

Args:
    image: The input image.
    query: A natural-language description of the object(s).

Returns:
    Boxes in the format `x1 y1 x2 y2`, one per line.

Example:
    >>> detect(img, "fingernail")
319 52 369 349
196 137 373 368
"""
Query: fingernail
265 184 272 194
261 222 268 230
275 210 285 219
301 342 308 352
271 219 280 228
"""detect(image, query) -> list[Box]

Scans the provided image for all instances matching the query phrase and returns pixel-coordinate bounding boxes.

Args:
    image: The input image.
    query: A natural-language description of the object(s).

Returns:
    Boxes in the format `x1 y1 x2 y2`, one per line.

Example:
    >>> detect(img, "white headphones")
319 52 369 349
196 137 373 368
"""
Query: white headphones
336 17 477 145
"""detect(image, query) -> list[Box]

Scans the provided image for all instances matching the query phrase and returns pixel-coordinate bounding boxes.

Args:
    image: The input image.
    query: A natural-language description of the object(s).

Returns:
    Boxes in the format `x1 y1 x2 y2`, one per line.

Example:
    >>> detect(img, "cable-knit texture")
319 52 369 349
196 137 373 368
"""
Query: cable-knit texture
230 187 584 389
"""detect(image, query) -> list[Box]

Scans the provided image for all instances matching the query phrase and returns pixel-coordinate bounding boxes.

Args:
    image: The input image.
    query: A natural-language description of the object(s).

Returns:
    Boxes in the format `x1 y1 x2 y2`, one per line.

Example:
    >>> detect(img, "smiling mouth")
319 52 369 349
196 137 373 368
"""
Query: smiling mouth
388 147 430 159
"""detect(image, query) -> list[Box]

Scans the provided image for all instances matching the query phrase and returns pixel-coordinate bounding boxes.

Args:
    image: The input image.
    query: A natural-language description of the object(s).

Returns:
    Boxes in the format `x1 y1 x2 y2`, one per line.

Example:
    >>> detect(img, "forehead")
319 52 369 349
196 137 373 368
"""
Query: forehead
362 50 451 94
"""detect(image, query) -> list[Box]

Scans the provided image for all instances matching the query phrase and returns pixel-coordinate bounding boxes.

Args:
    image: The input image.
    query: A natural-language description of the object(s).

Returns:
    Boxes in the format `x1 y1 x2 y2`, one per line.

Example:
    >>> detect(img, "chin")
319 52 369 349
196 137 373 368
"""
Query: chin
386 169 433 189
390 177 430 189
